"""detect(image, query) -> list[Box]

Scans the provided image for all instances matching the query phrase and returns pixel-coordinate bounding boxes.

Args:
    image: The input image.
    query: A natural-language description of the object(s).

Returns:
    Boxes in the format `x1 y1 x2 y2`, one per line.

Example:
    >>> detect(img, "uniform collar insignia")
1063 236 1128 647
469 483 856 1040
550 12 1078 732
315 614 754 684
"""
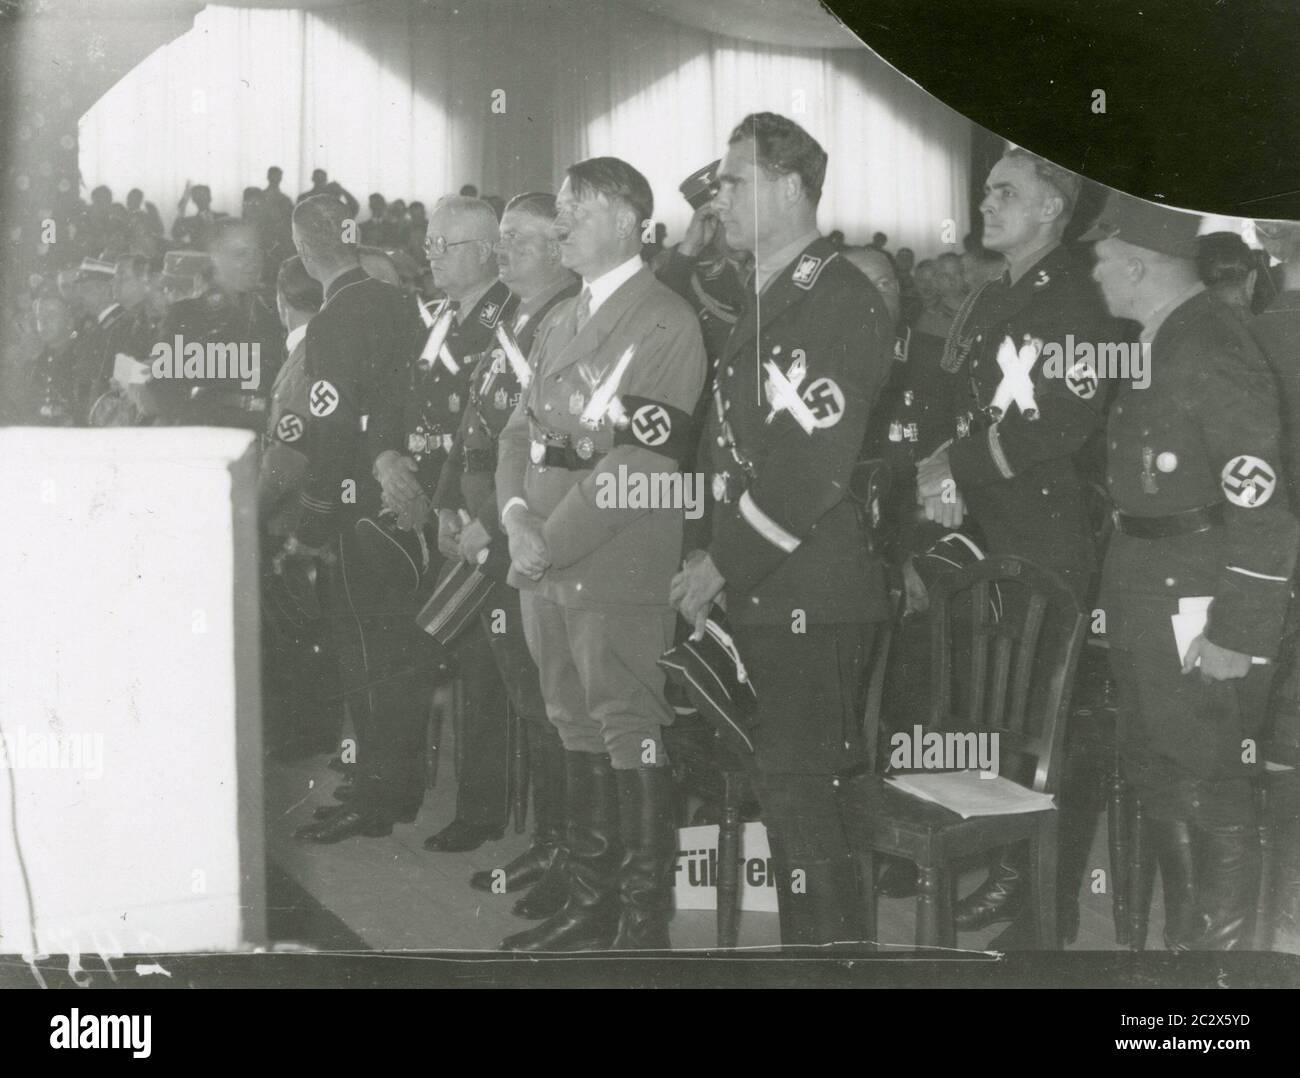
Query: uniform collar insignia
1033 269 1051 289
791 253 822 288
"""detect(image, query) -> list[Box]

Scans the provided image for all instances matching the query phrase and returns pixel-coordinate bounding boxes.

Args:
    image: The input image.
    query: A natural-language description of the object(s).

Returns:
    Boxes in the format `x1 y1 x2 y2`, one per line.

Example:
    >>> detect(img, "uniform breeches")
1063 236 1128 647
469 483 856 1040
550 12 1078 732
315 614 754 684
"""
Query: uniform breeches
326 523 432 812
733 623 877 945
518 590 675 770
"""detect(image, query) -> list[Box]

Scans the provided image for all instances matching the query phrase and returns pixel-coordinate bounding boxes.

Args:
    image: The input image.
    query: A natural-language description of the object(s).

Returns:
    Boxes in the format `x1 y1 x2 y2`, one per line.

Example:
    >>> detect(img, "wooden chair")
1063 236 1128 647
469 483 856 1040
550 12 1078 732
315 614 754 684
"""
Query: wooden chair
843 555 1086 949
711 616 896 948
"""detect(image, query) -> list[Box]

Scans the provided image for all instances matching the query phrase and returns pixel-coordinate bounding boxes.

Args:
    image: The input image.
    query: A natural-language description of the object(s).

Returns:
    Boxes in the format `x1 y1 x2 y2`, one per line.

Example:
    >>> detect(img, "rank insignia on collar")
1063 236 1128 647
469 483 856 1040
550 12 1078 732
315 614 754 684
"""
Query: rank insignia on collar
479 301 500 327
791 254 822 289
1033 270 1051 290
569 390 585 415
448 392 461 413
493 387 509 410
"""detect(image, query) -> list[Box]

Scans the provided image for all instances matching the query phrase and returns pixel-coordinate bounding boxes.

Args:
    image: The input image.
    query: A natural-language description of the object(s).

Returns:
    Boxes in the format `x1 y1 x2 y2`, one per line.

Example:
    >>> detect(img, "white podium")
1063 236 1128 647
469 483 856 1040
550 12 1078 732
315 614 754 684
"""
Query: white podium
0 428 265 957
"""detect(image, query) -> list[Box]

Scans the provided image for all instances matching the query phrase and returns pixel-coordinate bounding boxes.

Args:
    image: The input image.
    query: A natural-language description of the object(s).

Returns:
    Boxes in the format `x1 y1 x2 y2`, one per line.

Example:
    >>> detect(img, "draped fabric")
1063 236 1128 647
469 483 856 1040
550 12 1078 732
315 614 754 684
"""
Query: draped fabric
79 0 969 250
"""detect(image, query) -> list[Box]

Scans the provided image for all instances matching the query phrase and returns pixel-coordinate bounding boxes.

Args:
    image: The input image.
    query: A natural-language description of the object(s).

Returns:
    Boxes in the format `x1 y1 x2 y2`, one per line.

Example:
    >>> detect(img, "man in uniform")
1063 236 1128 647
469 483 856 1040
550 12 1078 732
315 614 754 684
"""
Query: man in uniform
671 113 895 946
60 258 123 423
915 148 1121 942
431 193 579 911
27 289 82 425
496 157 706 951
1089 192 1298 949
376 195 519 854
1250 217 1300 946
282 194 427 842
135 220 285 430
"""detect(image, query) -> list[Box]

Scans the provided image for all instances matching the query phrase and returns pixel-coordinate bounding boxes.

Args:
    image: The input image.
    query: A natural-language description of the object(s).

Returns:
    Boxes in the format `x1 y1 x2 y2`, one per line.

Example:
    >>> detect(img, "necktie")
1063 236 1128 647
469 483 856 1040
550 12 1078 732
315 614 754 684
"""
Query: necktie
574 287 592 333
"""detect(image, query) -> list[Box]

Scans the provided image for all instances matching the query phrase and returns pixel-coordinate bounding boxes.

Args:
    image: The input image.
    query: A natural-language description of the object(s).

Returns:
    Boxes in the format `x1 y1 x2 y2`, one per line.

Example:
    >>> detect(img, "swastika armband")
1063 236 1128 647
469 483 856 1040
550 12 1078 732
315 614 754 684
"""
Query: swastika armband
612 396 693 460
1221 455 1277 507
309 379 340 418
275 411 304 443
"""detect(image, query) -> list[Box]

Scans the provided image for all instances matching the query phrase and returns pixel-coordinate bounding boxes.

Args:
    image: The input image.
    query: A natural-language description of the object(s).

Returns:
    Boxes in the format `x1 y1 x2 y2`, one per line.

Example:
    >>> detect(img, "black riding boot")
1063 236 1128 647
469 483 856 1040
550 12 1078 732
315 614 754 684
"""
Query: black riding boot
1196 824 1261 951
609 767 677 951
499 751 620 952
1147 818 1197 951
470 729 566 894
760 774 865 948
954 847 1024 932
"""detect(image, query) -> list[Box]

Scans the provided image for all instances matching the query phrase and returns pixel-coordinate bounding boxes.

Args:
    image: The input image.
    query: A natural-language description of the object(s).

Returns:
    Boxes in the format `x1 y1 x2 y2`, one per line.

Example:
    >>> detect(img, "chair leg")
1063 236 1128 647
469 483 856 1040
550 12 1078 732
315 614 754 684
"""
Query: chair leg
1128 795 1157 951
1108 731 1131 945
1029 816 1059 949
916 864 941 947
716 771 743 949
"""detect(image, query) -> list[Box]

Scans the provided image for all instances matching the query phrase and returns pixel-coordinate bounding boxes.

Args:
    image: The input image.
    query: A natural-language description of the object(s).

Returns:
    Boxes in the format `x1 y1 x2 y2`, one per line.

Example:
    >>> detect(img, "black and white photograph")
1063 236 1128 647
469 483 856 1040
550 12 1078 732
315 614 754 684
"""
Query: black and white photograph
0 0 1297 1023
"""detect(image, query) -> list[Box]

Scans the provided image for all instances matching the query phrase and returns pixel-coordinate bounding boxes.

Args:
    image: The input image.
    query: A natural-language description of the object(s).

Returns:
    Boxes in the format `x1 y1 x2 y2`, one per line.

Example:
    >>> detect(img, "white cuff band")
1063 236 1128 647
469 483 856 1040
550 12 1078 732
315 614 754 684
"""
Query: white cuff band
738 491 800 553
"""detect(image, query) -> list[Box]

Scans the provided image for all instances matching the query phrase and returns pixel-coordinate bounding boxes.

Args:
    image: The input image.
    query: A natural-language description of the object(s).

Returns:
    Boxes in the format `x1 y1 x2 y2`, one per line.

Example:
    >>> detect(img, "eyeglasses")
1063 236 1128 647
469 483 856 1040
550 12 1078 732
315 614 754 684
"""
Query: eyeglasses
424 235 486 258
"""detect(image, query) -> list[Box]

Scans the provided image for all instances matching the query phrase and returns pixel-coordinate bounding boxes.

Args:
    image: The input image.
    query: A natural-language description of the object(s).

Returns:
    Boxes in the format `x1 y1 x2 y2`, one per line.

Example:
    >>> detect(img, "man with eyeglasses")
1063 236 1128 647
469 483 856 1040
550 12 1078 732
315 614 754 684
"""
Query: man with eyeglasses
496 158 706 951
433 192 580 914
372 195 520 854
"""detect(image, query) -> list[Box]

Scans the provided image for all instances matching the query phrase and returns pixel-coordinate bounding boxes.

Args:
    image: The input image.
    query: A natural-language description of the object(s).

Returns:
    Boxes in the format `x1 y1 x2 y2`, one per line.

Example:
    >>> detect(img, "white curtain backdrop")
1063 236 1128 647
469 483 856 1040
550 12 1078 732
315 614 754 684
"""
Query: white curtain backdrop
80 0 970 252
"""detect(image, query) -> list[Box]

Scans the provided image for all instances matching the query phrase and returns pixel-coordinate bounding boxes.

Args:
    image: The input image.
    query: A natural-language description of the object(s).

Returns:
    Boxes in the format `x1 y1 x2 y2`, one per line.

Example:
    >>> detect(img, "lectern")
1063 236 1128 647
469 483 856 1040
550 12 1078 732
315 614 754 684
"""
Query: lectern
0 428 265 957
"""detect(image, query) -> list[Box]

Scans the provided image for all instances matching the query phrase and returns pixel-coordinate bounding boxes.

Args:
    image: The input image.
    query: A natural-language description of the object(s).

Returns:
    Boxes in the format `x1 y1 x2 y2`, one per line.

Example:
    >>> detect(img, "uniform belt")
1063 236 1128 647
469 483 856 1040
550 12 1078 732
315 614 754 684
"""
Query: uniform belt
531 442 604 471
1113 503 1225 539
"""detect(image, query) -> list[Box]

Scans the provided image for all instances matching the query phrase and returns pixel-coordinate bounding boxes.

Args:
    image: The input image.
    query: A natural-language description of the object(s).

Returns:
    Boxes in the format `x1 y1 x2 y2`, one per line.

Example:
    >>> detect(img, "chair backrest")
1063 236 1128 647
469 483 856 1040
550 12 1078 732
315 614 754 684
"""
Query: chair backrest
926 555 1085 795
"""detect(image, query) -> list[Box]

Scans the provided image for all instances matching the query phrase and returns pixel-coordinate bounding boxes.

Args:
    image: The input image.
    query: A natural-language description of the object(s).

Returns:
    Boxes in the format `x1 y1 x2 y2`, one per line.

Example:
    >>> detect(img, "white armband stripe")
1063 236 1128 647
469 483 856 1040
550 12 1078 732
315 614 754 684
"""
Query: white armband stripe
1226 565 1289 582
738 491 800 553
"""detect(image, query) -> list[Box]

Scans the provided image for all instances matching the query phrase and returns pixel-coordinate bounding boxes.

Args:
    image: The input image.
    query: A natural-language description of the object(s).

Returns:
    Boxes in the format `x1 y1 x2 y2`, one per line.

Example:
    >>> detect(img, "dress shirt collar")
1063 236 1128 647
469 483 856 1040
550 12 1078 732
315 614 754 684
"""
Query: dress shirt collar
582 254 643 317
516 273 578 326
285 323 308 354
1139 281 1206 344
753 229 821 294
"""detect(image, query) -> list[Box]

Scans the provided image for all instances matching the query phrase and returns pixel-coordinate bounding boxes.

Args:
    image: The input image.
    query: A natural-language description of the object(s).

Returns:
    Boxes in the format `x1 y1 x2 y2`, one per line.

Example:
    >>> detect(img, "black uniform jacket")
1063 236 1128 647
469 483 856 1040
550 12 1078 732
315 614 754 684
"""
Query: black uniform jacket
947 244 1121 586
1101 288 1298 660
293 267 424 548
699 236 895 628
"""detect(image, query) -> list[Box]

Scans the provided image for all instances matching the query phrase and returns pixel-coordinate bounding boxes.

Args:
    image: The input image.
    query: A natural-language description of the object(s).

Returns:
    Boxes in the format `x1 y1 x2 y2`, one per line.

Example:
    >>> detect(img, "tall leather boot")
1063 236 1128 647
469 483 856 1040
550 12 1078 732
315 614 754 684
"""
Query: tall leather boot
954 847 1024 931
766 829 864 947
470 729 566 895
761 775 866 948
1147 817 1197 951
500 751 621 952
609 767 677 951
1196 824 1261 951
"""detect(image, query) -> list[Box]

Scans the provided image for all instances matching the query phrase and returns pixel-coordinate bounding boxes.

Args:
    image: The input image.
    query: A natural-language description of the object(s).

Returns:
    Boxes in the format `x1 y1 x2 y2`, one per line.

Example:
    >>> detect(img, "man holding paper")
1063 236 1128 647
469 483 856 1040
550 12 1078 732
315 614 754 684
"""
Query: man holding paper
1087 191 1299 950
